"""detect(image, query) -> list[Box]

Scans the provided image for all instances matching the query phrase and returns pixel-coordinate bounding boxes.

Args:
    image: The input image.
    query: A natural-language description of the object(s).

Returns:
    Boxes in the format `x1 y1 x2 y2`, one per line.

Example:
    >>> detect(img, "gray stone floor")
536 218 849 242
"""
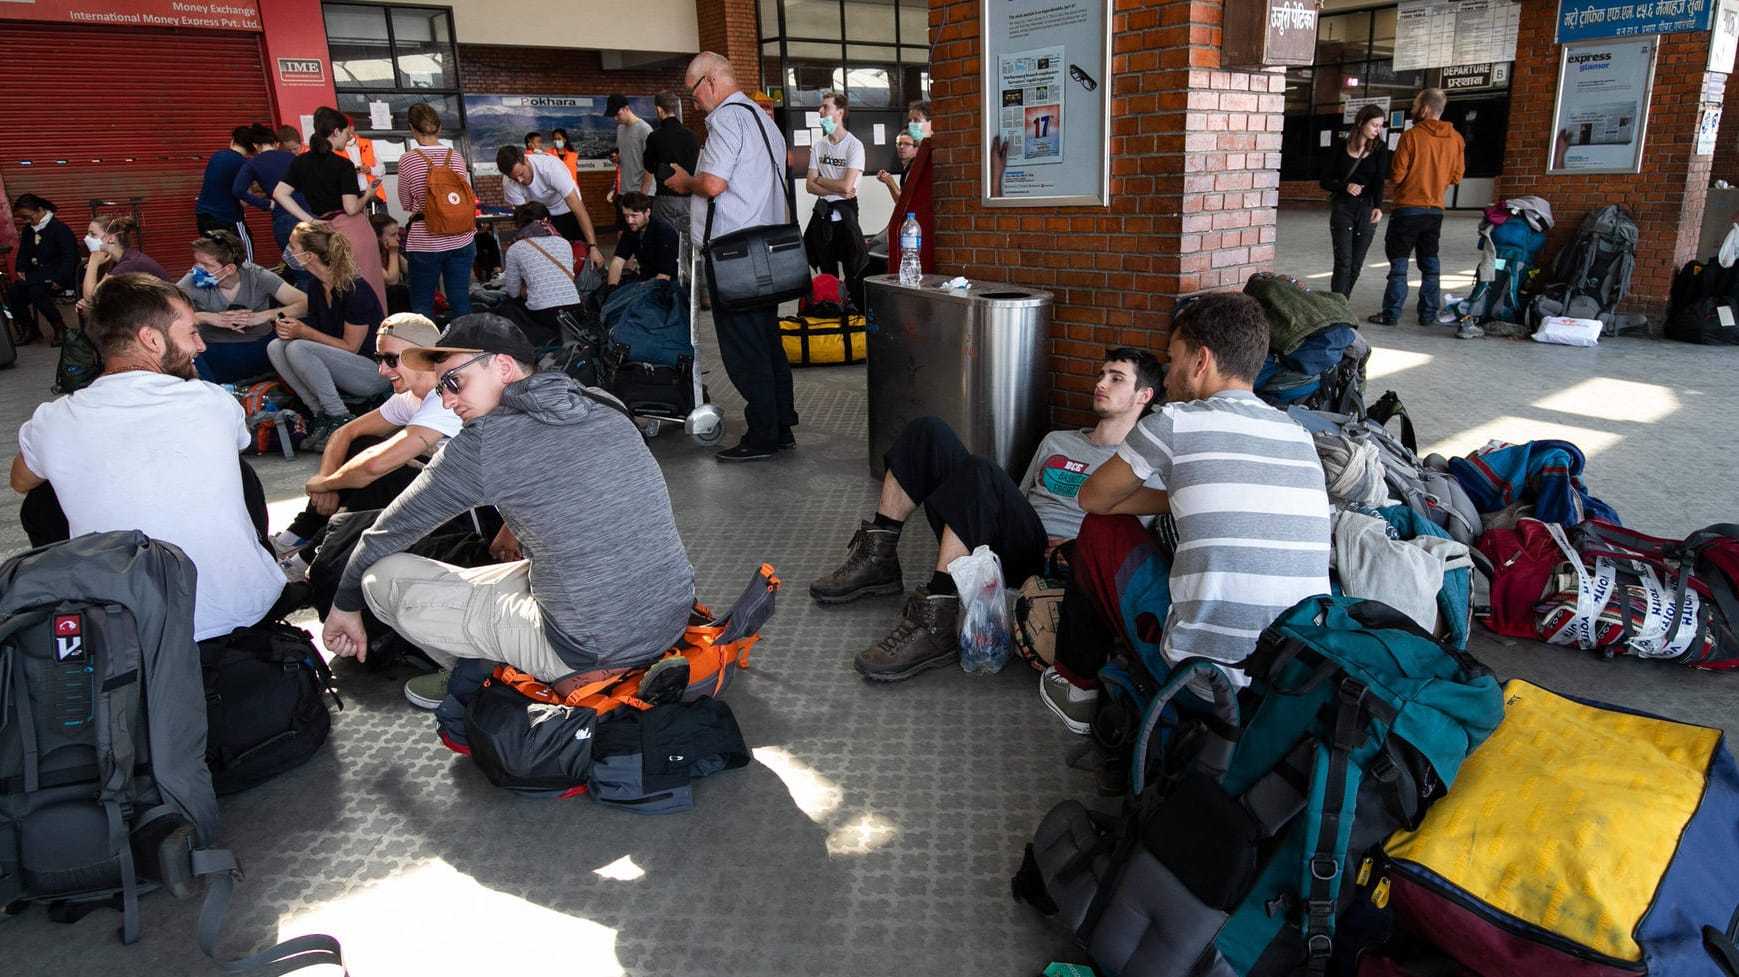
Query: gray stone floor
1 208 1735 976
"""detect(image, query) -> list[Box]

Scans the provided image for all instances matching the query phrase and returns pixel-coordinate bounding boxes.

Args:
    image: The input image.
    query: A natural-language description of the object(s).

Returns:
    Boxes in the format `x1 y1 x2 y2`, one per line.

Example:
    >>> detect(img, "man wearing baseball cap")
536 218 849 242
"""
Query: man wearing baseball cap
269 312 467 579
321 313 696 700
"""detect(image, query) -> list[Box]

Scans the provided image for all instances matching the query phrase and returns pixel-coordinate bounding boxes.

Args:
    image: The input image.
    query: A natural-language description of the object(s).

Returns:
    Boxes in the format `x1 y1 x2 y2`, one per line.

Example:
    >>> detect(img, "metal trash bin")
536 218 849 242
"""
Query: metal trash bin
864 274 1052 480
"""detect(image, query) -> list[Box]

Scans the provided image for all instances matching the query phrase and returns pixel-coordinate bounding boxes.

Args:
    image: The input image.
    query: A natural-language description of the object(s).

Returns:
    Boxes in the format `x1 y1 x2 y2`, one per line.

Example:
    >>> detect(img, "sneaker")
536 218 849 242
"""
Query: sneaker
1366 312 1398 326
301 413 352 452
636 655 691 706
404 671 451 709
269 529 308 558
1039 667 1098 735
278 551 310 583
716 443 774 463
1456 322 1486 340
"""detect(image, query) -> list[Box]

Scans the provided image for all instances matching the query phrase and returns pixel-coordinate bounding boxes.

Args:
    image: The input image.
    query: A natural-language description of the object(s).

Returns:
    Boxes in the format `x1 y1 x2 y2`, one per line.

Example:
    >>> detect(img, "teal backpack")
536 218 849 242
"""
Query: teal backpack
1014 595 1506 977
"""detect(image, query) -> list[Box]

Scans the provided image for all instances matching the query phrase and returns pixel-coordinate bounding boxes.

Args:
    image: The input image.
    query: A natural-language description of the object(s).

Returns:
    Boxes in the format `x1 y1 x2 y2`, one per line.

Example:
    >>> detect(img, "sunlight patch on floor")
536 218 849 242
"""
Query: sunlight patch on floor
594 855 645 881
826 813 900 857
1365 348 1434 381
1532 378 1681 425
278 859 623 976
1421 415 1624 461
754 745 843 821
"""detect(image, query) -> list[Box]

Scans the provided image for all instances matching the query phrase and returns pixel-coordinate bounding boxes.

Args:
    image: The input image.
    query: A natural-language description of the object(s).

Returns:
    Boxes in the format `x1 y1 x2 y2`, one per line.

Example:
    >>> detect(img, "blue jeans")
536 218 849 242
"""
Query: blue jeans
407 242 476 319
1382 208 1444 323
196 336 276 383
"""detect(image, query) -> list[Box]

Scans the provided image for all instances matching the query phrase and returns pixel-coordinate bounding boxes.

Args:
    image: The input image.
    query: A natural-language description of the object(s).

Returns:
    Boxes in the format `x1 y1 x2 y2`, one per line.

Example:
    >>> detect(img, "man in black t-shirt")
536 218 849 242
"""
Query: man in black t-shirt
607 192 679 286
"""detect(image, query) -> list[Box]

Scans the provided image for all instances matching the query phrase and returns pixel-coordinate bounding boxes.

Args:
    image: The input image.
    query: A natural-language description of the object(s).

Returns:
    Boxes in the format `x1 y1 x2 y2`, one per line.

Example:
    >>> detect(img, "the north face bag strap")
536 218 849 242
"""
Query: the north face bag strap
193 847 346 973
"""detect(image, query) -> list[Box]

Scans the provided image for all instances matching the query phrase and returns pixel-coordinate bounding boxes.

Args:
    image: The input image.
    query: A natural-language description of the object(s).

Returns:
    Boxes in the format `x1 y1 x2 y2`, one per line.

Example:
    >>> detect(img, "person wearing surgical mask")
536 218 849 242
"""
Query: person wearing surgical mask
887 99 934 276
78 216 171 315
804 90 867 309
174 228 308 382
546 127 580 185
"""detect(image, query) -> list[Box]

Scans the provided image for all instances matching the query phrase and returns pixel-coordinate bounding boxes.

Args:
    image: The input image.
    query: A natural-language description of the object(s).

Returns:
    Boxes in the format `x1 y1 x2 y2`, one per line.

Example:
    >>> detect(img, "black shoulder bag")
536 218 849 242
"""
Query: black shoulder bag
701 102 809 312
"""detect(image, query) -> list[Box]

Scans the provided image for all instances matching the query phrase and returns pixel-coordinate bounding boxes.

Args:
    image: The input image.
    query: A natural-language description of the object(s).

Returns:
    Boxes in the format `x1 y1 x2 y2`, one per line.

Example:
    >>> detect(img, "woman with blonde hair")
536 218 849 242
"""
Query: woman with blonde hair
269 220 390 448
272 106 388 312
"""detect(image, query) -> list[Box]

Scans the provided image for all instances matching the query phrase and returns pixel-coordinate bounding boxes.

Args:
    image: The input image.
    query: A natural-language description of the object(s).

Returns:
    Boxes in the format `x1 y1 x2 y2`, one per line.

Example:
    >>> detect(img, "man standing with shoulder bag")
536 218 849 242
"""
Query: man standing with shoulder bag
665 52 800 463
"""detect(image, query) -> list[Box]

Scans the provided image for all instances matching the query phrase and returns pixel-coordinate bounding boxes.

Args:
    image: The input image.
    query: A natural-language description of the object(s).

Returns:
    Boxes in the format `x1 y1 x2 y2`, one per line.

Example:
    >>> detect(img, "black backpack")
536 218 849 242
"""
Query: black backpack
0 532 341 969
197 620 342 795
52 326 102 395
1665 260 1739 345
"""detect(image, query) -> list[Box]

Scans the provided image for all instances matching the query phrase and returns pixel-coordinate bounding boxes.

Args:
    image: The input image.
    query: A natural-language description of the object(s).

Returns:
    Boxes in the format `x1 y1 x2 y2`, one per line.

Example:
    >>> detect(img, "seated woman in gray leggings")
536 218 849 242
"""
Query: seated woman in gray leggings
270 220 390 450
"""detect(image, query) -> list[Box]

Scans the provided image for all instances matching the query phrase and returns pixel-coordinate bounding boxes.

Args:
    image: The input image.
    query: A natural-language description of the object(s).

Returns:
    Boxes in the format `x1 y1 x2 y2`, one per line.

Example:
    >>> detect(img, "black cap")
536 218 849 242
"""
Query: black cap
604 94 630 117
399 313 538 372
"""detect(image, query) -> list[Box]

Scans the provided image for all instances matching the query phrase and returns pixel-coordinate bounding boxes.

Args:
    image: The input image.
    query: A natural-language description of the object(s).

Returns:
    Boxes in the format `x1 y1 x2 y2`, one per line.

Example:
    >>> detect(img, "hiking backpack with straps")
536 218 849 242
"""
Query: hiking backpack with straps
1013 595 1504 977
1533 204 1639 331
0 531 341 971
417 148 478 236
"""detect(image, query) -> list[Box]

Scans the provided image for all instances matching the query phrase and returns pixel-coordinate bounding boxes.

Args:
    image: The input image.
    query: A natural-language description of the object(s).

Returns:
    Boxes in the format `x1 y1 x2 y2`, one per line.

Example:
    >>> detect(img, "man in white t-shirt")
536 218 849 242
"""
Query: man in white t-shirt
810 348 1161 683
494 144 605 266
804 90 867 310
270 313 467 575
10 273 286 642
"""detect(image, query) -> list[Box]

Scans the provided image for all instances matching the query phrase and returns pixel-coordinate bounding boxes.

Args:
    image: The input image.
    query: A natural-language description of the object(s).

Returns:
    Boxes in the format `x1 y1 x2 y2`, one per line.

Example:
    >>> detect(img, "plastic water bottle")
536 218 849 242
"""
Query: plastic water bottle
898 213 923 287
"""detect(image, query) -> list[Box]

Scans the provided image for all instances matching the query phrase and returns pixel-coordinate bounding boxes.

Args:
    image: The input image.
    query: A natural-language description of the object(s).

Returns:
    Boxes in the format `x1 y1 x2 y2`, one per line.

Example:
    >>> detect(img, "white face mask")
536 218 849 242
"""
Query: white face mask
85 234 105 253
553 139 565 149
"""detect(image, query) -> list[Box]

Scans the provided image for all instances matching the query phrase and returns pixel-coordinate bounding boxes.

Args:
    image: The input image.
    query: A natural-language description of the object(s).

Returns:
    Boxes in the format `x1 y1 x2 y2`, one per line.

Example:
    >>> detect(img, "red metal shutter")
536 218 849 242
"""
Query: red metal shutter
0 24 283 270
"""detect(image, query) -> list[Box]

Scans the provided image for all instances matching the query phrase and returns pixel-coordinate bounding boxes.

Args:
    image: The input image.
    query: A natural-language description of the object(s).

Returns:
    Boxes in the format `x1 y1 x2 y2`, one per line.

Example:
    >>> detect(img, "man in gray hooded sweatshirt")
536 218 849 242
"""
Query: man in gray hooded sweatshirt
321 314 695 705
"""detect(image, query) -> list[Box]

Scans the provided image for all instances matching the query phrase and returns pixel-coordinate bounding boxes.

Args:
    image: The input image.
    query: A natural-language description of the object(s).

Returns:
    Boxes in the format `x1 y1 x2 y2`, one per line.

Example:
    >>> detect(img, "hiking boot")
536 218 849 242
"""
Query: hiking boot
1456 322 1486 340
854 587 959 682
403 671 450 709
810 521 903 604
1039 666 1098 735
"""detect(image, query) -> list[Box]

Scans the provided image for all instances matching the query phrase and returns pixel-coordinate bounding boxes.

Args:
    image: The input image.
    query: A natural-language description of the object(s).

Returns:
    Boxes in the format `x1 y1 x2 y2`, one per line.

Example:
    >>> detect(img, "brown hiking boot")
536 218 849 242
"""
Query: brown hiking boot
809 521 903 604
854 587 959 682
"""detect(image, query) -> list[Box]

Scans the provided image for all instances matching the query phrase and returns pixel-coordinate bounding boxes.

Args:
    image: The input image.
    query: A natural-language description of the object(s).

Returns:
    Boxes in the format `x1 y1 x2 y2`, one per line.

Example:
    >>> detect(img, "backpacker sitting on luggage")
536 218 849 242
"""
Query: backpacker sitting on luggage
321 314 698 704
270 312 477 577
1044 293 1333 732
11 273 289 641
808 347 1162 682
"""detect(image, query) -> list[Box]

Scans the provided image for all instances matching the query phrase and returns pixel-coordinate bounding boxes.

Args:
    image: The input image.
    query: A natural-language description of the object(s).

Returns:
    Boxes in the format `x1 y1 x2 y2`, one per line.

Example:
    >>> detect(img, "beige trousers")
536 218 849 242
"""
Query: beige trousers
361 553 573 680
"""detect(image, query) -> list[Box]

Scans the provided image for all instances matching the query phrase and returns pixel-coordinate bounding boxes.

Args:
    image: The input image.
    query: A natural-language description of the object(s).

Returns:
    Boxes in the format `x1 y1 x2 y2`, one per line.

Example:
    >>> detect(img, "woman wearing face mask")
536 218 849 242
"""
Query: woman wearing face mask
1321 104 1388 300
273 106 388 313
395 102 476 318
888 100 934 276
270 221 390 450
177 229 308 382
7 193 79 346
80 216 170 301
547 127 580 185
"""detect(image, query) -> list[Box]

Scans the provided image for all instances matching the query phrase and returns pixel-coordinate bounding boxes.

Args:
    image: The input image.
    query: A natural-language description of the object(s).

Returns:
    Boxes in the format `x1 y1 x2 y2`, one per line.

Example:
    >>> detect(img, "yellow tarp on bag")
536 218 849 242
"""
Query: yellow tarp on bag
1384 679 1724 966
781 314 866 366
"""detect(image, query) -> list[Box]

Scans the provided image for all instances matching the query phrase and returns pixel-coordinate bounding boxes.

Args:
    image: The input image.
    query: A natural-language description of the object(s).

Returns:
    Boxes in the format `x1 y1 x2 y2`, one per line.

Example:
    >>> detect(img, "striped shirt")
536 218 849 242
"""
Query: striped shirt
1118 390 1331 686
397 146 476 252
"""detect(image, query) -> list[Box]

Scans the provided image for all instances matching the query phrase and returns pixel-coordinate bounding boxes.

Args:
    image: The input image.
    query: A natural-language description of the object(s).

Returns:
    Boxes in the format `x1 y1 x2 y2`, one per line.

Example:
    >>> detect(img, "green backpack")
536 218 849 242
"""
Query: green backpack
1015 595 1506 977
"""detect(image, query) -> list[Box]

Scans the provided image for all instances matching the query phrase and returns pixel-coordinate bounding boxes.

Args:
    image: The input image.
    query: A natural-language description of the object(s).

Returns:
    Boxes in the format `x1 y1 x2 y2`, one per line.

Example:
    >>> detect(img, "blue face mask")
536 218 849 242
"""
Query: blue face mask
190 267 221 288
907 122 925 141
819 117 837 137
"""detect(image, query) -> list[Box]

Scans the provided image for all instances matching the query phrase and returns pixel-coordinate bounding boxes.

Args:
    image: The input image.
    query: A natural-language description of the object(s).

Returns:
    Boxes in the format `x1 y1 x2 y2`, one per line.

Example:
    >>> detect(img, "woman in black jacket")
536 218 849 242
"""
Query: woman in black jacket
1320 105 1388 300
8 193 79 346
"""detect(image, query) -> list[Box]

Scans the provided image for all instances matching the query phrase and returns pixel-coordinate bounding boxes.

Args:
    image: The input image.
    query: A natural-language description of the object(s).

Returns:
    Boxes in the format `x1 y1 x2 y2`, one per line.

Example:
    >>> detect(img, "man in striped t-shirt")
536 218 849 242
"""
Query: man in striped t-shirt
1048 294 1330 729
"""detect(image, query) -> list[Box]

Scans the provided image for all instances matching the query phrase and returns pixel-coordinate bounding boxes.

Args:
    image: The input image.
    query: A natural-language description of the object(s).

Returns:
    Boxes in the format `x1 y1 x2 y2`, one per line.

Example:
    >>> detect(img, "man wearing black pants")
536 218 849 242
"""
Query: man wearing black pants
810 348 1160 682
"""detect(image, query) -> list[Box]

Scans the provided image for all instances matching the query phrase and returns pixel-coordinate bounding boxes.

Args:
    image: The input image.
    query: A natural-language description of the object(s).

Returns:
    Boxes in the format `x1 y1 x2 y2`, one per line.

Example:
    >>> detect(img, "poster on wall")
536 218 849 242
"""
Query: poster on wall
463 94 657 176
1393 0 1520 72
981 0 1111 206
1548 37 1657 174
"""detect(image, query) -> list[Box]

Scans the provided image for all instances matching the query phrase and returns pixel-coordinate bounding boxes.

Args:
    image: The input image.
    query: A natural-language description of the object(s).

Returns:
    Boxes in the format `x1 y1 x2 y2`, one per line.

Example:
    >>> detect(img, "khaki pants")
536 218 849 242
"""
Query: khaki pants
361 553 573 680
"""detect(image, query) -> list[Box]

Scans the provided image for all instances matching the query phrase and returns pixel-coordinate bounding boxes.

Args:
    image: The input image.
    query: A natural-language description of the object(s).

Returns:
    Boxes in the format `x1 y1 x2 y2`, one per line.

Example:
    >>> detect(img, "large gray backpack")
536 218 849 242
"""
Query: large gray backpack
0 531 340 970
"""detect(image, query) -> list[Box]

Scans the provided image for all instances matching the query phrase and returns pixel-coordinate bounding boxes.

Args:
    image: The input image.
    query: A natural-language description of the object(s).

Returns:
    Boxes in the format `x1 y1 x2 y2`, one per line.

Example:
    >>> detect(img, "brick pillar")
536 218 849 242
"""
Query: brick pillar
696 0 763 92
1498 2 1725 324
929 0 1283 426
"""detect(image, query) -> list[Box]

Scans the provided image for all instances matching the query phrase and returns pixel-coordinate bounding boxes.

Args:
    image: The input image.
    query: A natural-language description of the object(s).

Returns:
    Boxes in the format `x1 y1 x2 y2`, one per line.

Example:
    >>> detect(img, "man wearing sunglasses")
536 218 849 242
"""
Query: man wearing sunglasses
320 314 696 696
268 313 465 577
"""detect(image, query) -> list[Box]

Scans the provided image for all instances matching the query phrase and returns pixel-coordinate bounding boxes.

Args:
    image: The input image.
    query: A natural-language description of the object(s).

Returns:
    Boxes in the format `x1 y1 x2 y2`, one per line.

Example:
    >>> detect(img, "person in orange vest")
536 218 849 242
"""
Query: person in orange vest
346 120 388 214
547 127 581 185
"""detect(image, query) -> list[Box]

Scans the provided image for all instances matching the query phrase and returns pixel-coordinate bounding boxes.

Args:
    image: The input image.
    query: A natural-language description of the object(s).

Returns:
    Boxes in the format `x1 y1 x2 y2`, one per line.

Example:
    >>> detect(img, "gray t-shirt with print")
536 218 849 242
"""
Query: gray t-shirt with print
1018 428 1119 540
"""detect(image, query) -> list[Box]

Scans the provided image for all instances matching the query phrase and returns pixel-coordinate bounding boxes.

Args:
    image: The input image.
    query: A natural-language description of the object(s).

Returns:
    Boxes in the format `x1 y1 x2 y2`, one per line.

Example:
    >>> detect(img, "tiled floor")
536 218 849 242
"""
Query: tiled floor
1 209 1735 976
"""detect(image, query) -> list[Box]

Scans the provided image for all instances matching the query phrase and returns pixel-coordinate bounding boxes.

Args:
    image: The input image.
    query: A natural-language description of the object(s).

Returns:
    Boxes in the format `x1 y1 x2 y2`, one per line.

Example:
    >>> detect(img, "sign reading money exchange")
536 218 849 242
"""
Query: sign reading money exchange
982 0 1112 206
1557 0 1714 43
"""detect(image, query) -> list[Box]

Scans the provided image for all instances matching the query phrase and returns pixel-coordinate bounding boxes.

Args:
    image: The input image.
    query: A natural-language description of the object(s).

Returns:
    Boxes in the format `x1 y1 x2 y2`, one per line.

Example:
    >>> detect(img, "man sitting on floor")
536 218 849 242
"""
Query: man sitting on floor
607 191 679 287
1042 293 1332 733
811 348 1162 682
10 273 287 640
271 312 467 576
321 314 696 707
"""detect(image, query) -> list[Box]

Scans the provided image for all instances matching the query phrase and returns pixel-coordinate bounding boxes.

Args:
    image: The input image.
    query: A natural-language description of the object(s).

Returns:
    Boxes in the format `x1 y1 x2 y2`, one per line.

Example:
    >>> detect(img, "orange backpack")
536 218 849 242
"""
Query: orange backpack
484 563 780 719
418 148 477 236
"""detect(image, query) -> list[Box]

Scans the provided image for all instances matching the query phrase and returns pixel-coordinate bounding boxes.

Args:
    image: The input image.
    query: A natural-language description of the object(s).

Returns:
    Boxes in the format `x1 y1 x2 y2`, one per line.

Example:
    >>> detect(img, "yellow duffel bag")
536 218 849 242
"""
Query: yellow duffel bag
780 313 866 366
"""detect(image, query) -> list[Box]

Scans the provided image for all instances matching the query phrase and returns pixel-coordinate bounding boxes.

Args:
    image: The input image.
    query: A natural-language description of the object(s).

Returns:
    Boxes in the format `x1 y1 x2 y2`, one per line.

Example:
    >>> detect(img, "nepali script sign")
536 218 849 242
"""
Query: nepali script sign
1557 0 1714 42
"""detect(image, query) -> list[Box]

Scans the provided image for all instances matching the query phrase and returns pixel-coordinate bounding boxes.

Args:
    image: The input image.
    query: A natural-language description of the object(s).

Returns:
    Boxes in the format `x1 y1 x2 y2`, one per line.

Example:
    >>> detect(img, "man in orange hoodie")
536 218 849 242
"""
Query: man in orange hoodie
1370 88 1464 328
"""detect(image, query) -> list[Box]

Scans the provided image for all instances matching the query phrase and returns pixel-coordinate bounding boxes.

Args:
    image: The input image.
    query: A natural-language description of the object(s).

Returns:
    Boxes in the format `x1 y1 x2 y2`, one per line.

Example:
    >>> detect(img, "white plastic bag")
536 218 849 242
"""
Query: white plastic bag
1532 316 1602 347
948 544 1012 674
1719 222 1739 269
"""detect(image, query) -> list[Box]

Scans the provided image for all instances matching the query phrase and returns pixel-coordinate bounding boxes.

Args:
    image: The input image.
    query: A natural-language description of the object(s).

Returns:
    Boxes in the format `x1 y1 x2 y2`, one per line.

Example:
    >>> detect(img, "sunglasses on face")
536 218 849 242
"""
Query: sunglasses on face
374 352 400 367
436 352 494 396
